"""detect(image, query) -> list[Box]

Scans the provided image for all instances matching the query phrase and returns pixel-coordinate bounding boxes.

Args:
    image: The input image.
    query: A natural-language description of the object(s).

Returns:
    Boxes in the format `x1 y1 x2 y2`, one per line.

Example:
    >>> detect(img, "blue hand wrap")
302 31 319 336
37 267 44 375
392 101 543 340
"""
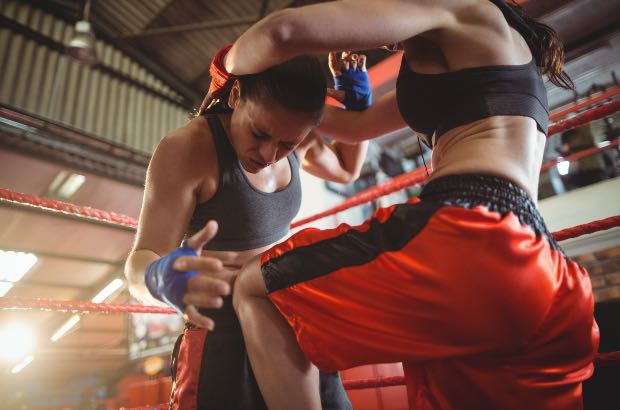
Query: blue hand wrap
144 240 198 314
334 67 372 111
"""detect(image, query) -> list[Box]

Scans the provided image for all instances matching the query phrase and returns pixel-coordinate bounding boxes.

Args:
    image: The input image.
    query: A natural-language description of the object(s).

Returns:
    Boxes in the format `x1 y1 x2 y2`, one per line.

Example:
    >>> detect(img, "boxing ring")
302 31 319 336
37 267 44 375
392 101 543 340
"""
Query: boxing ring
1 99 619 409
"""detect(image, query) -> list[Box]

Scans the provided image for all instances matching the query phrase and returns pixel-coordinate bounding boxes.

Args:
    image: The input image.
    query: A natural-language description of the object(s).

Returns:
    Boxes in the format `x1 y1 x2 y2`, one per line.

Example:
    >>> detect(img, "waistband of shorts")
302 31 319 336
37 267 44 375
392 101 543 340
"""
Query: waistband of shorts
420 173 559 251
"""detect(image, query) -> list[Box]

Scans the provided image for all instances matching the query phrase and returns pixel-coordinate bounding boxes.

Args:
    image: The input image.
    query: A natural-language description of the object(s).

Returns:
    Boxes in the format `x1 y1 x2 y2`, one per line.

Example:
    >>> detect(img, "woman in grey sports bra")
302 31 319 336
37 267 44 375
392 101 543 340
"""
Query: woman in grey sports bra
125 54 368 409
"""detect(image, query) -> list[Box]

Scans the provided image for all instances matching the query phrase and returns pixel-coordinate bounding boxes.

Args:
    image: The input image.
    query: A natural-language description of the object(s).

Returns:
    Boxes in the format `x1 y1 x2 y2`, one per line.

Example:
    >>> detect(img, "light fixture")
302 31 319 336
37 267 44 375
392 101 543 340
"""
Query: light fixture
557 160 570 176
58 173 86 199
0 324 35 364
0 250 38 296
596 140 611 148
10 355 34 374
46 171 86 200
50 314 81 343
66 0 98 65
0 281 13 298
91 278 124 303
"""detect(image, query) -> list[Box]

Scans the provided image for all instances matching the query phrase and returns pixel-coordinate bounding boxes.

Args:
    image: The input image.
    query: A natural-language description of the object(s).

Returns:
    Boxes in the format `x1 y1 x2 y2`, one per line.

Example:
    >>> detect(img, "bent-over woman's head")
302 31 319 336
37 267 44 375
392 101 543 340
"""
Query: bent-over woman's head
223 55 326 173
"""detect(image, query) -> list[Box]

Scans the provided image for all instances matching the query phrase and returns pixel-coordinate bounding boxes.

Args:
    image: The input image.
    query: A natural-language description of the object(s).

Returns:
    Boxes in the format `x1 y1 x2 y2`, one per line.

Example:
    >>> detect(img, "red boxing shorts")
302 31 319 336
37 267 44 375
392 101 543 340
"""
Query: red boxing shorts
261 173 599 410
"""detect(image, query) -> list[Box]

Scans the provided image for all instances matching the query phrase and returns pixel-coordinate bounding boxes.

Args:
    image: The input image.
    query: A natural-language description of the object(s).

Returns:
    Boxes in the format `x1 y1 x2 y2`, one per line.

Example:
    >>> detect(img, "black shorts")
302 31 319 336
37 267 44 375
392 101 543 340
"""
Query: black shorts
169 297 352 409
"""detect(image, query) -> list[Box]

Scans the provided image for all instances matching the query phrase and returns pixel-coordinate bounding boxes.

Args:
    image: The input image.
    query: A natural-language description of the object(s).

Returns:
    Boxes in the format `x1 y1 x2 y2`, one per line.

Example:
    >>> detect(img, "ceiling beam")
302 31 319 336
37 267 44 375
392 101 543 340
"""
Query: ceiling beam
119 0 295 40
119 16 258 39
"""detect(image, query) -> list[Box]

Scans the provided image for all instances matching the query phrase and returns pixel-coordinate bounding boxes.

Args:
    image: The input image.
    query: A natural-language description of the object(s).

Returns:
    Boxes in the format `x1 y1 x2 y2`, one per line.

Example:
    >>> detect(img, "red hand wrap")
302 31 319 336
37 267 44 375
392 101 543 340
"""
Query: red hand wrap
208 44 237 99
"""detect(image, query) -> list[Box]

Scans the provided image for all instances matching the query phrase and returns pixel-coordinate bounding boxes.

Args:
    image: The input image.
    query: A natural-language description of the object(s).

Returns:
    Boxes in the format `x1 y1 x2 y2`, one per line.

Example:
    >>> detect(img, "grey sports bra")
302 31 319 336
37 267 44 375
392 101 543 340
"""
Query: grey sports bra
186 113 302 251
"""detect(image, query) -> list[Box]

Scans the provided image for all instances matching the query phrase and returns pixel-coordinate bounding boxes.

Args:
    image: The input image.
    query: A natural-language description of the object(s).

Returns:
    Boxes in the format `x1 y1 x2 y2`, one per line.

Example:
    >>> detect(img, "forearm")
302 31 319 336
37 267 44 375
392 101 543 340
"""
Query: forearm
124 249 168 307
225 11 298 75
319 90 408 143
317 107 374 143
226 0 437 75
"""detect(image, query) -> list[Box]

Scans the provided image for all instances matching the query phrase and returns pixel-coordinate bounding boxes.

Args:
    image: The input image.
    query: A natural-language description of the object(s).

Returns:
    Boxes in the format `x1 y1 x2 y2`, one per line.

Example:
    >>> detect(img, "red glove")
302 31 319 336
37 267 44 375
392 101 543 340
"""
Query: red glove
198 44 237 114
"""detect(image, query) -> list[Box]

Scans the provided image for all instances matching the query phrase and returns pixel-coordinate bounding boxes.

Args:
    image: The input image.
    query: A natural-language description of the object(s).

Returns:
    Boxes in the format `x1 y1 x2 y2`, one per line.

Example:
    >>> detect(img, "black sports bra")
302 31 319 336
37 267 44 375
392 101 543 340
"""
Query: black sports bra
395 0 549 146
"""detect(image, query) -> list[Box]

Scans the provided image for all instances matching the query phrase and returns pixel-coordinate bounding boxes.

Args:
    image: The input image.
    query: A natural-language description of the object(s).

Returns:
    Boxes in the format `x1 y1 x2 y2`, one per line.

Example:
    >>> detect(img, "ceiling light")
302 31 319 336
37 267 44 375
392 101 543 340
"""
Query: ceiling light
557 160 570 176
58 173 86 199
66 0 97 65
11 355 34 374
50 314 80 343
0 250 37 283
46 172 86 200
596 141 610 148
0 324 35 364
91 278 124 303
0 281 14 297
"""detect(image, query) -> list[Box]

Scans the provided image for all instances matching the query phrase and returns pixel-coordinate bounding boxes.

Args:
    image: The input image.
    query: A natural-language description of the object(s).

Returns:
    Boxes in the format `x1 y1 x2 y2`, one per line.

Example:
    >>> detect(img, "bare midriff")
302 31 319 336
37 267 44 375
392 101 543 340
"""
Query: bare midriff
201 244 272 271
429 115 546 202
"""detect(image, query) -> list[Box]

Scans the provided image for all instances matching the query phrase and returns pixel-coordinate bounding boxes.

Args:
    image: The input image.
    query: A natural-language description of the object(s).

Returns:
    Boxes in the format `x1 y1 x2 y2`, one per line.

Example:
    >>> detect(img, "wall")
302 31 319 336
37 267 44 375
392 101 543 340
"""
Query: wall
1 1 190 154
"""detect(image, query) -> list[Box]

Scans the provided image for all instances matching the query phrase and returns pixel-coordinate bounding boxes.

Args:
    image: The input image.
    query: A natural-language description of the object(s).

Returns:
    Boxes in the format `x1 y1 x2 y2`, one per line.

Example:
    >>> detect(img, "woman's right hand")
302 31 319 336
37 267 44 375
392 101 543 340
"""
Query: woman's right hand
145 221 233 330
177 220 237 329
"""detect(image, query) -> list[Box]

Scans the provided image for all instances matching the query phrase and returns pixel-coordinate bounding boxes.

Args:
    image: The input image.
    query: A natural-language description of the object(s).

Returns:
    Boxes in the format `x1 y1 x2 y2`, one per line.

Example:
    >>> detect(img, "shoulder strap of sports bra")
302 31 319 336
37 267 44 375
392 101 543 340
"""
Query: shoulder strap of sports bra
203 112 237 170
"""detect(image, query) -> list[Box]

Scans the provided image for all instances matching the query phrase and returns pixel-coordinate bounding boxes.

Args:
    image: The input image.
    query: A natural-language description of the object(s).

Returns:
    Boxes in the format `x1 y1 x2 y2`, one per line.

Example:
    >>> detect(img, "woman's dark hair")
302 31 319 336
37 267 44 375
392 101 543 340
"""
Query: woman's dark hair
507 0 574 90
238 55 327 123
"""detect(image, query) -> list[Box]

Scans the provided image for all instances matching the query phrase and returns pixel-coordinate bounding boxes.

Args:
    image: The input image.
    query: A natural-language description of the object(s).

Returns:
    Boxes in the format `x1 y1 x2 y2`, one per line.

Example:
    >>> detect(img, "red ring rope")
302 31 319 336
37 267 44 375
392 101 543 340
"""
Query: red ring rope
553 215 620 242
548 99 620 136
0 187 138 230
0 101 617 231
549 85 620 121
0 213 618 315
540 139 620 172
0 298 175 314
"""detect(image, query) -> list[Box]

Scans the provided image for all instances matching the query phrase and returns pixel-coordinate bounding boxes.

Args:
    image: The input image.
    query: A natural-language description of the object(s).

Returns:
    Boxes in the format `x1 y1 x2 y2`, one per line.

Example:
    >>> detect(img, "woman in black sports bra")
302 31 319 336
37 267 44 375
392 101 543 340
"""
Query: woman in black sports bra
202 1 597 409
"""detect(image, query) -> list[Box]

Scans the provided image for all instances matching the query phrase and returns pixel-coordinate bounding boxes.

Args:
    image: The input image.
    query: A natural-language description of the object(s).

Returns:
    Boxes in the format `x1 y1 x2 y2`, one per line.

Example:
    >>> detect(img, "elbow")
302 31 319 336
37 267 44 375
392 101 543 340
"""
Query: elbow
334 170 360 185
343 169 361 184
264 10 300 53
348 169 362 183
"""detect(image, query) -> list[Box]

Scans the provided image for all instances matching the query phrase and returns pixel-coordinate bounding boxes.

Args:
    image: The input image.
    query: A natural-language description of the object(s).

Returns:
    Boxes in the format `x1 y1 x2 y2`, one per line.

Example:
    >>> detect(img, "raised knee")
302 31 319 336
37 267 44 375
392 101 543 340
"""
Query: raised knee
232 266 250 314
232 255 266 314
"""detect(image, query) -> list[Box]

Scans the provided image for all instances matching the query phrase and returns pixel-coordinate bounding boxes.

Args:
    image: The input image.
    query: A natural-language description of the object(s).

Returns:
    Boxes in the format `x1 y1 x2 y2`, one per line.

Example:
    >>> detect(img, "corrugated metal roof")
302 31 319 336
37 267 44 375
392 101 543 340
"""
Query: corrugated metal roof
92 0 295 91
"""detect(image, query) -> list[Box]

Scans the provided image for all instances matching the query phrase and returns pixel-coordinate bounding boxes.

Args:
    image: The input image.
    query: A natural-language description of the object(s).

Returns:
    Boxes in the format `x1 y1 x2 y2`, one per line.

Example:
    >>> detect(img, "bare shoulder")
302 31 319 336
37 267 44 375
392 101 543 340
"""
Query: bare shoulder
424 0 531 65
157 117 212 158
148 116 218 191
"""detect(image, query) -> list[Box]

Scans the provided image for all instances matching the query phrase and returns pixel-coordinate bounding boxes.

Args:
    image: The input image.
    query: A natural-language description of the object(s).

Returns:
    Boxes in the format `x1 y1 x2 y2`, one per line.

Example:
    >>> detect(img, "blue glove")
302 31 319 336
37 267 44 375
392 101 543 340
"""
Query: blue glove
145 240 198 314
334 67 372 111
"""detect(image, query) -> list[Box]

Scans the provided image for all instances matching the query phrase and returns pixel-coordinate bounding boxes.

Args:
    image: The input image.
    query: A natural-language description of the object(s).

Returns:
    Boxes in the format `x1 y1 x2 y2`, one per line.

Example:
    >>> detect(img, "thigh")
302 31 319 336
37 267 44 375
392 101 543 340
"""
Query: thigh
261 200 555 371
